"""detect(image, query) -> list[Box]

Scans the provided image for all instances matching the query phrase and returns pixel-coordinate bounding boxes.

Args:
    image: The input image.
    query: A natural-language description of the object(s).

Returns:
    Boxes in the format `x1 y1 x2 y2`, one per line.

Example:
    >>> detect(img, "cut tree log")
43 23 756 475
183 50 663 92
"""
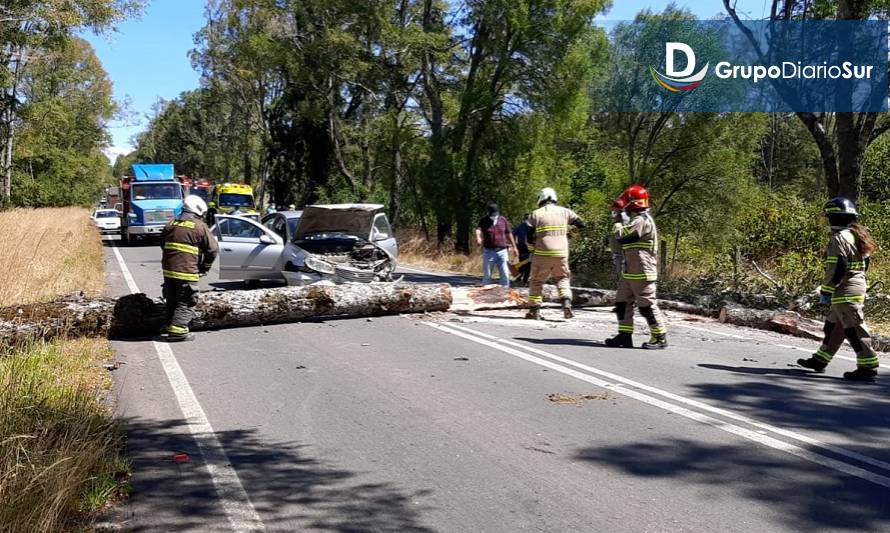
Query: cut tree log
719 303 823 341
0 282 452 349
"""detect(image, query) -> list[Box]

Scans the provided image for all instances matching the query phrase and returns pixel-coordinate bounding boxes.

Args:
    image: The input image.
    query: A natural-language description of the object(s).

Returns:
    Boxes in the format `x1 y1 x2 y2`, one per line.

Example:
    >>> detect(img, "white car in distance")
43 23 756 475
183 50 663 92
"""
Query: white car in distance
92 208 121 233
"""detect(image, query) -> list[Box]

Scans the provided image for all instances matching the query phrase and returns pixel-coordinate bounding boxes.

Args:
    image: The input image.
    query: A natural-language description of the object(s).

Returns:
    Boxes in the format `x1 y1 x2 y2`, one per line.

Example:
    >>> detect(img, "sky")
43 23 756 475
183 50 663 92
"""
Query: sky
83 0 769 161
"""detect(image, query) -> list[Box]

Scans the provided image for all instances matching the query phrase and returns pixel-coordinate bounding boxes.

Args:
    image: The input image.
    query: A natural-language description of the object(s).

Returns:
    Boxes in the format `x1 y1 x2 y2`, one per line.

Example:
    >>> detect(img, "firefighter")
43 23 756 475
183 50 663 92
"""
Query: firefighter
159 196 219 342
609 195 629 282
797 197 879 381
605 184 667 349
525 187 586 320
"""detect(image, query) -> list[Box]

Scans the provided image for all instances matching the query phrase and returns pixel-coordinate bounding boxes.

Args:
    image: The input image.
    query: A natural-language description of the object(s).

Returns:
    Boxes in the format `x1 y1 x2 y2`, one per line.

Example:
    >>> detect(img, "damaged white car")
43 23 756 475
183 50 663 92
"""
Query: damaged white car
213 204 398 286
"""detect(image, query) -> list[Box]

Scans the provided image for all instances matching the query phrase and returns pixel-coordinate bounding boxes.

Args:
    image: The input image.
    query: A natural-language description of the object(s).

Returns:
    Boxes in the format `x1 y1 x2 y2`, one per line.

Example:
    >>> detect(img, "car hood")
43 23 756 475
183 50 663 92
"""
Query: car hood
293 204 384 241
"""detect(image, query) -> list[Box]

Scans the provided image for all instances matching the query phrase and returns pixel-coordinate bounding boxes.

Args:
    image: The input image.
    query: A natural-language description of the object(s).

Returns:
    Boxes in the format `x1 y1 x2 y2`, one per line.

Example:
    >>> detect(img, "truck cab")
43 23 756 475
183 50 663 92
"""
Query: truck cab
120 164 183 245
213 183 258 219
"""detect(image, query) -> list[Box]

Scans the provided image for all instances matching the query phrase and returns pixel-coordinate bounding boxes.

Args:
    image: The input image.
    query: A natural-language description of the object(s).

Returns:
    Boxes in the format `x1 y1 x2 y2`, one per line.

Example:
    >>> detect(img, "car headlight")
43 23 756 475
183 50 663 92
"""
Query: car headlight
304 256 335 275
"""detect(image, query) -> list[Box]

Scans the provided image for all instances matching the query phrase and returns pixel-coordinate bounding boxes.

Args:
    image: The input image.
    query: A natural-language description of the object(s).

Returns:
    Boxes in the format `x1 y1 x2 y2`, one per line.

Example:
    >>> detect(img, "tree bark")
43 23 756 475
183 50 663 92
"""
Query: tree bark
0 283 452 349
719 303 823 341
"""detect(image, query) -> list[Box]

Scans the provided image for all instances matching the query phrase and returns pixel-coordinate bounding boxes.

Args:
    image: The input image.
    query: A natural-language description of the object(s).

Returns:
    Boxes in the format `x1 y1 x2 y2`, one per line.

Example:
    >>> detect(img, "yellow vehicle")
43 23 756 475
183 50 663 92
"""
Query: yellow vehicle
212 183 258 218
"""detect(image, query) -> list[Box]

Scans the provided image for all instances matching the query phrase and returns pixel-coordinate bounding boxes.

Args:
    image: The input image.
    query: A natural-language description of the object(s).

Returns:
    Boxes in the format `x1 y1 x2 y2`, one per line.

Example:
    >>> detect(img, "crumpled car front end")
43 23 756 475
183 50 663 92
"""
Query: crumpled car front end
281 235 396 286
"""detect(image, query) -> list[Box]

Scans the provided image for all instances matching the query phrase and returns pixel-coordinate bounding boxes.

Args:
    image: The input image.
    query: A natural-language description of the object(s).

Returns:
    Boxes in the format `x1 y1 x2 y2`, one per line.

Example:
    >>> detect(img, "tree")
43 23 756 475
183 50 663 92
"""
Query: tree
11 37 116 206
0 0 142 205
724 0 890 201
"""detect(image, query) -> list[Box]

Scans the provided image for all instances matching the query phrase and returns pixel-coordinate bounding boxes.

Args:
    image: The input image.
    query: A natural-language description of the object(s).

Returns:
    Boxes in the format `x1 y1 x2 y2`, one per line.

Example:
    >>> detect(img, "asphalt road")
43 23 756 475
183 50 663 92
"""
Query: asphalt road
102 235 890 532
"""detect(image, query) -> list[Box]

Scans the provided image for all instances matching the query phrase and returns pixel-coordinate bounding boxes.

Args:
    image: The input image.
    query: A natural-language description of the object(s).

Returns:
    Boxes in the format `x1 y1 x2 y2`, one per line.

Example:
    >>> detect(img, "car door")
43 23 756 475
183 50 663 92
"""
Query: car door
214 215 285 280
370 213 398 258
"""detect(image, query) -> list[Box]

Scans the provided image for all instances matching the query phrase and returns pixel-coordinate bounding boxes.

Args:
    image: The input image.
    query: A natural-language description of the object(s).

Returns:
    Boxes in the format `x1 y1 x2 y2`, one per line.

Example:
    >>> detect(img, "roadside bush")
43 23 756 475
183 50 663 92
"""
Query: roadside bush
0 339 129 532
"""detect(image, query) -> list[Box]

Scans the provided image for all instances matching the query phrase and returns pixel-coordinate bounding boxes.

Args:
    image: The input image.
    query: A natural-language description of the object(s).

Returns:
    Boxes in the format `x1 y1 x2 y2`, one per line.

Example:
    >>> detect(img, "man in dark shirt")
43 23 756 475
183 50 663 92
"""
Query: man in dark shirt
512 213 532 284
476 203 518 287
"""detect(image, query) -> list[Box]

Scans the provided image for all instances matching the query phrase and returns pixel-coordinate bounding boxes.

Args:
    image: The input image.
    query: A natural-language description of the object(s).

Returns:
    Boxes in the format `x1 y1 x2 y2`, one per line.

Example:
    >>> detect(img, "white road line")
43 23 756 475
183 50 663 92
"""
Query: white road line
110 240 265 532
444 322 890 473
426 321 890 488
673 321 859 363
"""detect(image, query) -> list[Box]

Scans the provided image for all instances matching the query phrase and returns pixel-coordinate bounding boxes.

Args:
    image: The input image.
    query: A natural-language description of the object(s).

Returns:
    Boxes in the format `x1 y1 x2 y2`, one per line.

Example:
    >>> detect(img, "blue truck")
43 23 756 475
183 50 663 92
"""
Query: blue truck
119 164 184 245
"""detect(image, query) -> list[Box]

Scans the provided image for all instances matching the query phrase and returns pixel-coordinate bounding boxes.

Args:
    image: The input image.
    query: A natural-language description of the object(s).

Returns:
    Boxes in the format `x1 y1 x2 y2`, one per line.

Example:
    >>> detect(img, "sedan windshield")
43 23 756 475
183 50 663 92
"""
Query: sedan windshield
95 211 118 218
219 193 253 207
132 184 182 200
287 217 301 239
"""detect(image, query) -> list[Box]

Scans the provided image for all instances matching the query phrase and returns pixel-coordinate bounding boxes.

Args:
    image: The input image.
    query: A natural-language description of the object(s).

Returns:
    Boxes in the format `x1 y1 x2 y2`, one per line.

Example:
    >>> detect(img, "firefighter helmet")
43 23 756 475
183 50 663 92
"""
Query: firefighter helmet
183 195 208 216
537 187 558 206
823 197 858 217
623 184 650 211
611 194 628 211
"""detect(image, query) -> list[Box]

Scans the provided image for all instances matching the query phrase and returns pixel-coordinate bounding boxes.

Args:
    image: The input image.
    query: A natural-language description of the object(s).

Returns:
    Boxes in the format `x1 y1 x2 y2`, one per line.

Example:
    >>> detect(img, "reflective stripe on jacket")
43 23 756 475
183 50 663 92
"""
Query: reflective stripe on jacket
161 213 219 282
527 204 581 258
821 228 867 303
615 212 658 281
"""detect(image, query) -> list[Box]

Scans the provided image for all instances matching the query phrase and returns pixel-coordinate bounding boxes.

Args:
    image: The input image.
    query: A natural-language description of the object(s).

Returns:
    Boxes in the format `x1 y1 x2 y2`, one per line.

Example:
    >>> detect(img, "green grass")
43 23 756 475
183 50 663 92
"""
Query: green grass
0 338 129 532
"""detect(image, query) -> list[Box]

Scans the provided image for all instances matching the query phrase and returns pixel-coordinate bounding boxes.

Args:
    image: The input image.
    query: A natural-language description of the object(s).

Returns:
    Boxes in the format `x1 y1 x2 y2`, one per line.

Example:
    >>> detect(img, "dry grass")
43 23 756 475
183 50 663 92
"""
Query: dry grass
0 208 104 307
397 229 484 277
0 208 127 531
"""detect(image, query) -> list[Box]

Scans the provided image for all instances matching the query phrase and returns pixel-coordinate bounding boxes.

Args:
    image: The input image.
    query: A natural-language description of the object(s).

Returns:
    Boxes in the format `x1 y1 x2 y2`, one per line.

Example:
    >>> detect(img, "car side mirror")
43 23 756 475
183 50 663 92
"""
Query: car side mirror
259 234 276 245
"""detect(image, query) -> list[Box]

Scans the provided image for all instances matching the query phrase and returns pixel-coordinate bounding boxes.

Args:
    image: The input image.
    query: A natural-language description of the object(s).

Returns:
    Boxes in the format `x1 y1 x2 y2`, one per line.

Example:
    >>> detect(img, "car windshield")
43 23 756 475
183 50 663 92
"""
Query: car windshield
95 211 118 218
219 193 253 207
189 188 209 200
287 217 301 239
132 184 182 200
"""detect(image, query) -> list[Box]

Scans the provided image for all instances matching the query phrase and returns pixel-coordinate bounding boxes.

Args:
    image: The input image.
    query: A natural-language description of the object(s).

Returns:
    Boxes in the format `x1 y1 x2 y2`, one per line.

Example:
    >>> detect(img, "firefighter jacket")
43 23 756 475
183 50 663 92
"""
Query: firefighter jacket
526 203 585 258
615 211 658 281
820 228 868 304
160 212 219 282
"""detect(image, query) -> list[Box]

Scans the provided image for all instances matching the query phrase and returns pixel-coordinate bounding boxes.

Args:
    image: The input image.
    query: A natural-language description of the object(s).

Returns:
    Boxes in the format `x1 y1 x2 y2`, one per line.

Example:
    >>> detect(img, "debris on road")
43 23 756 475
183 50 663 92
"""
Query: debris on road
547 392 611 405
172 453 190 463
453 356 469 361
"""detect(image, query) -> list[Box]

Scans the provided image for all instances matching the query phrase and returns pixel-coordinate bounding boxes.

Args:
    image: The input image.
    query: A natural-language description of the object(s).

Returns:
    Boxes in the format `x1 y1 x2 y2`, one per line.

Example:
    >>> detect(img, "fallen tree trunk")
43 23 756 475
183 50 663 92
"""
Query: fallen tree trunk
0 283 452 349
719 304 823 341
450 285 713 316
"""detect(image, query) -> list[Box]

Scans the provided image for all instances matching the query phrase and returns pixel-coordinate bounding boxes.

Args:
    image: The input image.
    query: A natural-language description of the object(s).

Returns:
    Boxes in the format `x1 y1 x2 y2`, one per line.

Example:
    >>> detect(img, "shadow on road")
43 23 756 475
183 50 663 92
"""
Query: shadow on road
513 337 621 348
397 270 478 287
114 417 435 532
574 438 890 531
694 364 890 440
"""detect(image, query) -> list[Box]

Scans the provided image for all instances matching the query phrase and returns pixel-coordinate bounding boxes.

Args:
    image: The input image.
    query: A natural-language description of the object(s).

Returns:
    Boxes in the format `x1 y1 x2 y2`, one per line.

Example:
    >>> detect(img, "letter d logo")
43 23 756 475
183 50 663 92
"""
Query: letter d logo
650 42 709 92
666 43 696 77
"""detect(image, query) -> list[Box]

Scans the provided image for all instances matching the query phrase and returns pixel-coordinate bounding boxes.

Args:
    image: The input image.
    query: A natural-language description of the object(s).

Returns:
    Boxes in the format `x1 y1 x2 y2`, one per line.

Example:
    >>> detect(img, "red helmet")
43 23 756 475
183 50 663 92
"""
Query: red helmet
622 184 650 211
611 194 628 211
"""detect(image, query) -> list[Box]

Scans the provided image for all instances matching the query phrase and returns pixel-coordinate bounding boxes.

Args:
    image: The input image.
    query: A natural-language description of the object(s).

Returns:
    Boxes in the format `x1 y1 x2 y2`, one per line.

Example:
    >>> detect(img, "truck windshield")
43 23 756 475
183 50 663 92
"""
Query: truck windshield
132 184 182 200
219 193 253 207
189 188 209 201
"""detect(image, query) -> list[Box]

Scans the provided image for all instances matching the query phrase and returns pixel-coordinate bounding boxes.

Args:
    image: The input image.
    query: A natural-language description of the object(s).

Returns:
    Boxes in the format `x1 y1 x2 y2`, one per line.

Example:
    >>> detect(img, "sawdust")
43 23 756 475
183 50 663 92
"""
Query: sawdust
547 392 611 405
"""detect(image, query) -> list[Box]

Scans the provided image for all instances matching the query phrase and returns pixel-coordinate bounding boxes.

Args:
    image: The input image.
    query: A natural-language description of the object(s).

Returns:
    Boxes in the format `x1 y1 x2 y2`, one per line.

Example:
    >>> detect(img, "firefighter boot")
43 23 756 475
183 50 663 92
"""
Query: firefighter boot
525 307 541 320
843 368 877 382
642 334 668 350
604 332 634 348
797 356 827 373
562 298 574 319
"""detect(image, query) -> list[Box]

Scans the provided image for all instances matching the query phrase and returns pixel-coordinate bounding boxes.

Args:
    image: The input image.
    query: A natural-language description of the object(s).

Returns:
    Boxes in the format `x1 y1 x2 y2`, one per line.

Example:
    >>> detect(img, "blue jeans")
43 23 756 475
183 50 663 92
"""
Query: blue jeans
482 248 510 287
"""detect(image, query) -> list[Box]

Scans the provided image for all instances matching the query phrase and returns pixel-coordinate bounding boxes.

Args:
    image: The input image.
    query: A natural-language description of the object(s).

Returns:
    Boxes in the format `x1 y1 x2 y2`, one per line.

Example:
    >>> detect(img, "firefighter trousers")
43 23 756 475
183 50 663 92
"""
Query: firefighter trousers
616 279 666 337
163 278 198 337
528 255 571 307
814 303 879 369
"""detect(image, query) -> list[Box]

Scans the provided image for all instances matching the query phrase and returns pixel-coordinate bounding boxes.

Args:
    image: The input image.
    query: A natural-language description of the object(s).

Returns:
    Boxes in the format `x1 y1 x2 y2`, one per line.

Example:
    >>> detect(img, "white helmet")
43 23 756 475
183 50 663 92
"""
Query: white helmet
537 187 558 206
183 195 208 216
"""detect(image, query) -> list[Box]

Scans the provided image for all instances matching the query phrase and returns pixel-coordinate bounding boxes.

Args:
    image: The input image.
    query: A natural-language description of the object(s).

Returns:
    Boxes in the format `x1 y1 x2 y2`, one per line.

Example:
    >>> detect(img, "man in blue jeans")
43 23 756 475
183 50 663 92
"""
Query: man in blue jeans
476 203 518 287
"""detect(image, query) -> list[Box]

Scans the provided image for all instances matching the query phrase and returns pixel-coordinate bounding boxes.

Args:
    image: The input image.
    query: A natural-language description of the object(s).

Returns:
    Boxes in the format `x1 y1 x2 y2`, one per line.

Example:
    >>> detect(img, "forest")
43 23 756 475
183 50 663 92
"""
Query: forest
5 0 890 300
